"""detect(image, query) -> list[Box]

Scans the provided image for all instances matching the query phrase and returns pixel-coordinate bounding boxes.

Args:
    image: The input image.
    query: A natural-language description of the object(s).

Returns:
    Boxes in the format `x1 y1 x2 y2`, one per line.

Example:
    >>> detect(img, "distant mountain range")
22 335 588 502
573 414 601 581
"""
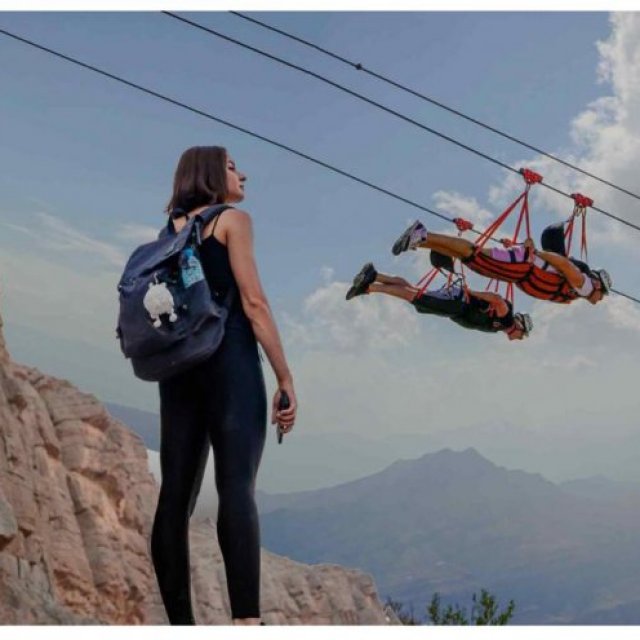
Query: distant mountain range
257 448 640 624
107 401 640 624
105 401 424 492
106 402 161 450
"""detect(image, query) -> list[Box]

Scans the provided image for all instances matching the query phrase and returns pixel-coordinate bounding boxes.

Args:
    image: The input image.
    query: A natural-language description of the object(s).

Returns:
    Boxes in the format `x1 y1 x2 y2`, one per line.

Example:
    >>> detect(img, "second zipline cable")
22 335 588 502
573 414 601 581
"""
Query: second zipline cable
0 25 637 305
162 11 640 233
229 10 640 204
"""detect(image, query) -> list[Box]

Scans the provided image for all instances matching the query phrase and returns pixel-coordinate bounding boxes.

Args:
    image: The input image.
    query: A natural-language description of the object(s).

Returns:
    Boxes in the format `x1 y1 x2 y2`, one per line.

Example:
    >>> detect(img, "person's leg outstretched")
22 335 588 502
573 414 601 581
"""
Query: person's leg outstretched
391 220 474 259
346 263 418 301
367 281 417 302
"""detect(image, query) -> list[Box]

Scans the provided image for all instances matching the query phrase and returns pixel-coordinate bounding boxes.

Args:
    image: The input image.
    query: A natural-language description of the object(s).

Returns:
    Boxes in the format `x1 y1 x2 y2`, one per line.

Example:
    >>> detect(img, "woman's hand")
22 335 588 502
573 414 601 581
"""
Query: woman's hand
271 380 297 434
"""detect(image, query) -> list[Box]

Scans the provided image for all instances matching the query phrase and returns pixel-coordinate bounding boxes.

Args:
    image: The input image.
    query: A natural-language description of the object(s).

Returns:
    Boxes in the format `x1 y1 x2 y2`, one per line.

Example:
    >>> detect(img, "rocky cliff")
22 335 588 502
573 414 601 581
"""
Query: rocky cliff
0 312 390 625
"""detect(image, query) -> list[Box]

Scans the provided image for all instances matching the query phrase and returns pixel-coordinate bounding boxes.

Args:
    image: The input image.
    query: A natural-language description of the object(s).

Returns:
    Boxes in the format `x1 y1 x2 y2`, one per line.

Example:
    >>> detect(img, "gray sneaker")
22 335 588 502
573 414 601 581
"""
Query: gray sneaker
391 220 427 255
346 262 377 300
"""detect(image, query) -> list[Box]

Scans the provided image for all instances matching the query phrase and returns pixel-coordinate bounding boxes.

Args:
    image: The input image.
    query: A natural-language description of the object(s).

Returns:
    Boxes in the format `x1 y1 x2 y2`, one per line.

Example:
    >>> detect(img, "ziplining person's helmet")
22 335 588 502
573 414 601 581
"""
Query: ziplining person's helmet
591 269 612 295
513 312 533 336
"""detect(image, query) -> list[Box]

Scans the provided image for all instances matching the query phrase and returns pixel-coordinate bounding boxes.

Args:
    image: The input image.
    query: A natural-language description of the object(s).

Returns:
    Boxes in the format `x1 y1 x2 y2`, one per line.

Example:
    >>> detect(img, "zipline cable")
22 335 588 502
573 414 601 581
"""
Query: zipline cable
230 10 640 204
0 25 637 305
162 11 640 235
0 27 462 229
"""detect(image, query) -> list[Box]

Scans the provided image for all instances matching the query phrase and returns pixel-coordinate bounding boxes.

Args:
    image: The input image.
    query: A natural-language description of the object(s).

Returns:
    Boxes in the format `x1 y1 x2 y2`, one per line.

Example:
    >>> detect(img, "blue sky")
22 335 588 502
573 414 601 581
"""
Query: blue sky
0 11 609 289
1 11 640 488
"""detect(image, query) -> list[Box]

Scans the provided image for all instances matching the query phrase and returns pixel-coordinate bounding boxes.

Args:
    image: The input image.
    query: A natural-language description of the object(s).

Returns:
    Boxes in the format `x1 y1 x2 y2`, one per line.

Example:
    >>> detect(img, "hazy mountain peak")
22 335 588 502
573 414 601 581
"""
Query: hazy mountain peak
410 446 495 471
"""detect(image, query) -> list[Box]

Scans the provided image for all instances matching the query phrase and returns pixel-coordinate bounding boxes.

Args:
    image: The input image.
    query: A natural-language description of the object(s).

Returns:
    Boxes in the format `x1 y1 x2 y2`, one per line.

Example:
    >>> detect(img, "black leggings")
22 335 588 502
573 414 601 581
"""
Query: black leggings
151 323 267 623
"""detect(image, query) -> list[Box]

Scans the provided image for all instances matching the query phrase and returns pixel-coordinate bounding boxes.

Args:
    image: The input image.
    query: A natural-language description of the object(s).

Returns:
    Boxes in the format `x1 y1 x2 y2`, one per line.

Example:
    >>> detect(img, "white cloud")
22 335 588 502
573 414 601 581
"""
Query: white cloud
394 246 438 281
0 248 121 347
432 190 495 227
1 221 31 235
569 96 618 150
320 265 335 284
479 15 640 261
37 212 127 268
522 289 640 355
606 294 640 331
537 353 597 371
596 13 640 113
284 276 420 353
1 210 127 268
0 209 162 352
1 209 160 266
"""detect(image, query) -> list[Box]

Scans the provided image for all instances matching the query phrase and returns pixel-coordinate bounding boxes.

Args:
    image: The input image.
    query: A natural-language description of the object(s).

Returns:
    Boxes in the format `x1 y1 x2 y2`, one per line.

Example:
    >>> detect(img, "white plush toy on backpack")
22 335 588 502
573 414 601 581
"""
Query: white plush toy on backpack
143 281 178 328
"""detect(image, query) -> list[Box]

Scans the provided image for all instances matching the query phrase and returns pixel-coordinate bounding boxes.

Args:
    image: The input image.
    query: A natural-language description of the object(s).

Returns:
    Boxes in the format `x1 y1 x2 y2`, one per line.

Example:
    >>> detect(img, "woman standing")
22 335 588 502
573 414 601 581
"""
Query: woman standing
150 146 297 625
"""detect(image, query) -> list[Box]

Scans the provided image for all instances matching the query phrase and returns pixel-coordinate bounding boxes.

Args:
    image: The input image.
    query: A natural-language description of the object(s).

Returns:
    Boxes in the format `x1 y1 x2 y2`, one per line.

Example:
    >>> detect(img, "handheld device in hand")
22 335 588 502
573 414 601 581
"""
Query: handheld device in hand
277 390 290 445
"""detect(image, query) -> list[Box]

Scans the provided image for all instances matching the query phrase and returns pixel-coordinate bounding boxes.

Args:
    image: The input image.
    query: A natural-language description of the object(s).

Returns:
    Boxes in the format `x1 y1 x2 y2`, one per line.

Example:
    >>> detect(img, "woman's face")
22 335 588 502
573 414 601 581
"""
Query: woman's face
225 155 246 203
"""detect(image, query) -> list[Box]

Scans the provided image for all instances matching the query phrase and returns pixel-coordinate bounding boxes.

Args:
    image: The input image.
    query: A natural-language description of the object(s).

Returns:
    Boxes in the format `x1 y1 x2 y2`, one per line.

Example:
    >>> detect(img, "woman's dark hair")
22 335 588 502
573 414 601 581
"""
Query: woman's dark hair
166 146 228 217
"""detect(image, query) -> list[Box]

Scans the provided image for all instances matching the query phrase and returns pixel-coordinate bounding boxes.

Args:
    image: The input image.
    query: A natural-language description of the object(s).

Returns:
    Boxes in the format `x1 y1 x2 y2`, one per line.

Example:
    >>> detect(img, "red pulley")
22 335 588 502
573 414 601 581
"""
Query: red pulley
454 217 474 233
571 193 594 209
520 168 543 185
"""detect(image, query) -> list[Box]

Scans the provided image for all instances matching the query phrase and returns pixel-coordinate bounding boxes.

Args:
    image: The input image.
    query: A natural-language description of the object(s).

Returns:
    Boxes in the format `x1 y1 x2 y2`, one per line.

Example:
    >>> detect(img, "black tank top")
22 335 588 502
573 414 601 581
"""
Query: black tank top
197 215 252 331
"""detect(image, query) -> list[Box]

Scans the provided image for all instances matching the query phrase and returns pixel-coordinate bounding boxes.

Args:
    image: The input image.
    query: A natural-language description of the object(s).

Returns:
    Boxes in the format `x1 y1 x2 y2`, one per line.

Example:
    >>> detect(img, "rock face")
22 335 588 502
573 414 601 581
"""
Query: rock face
0 311 390 625
190 518 388 625
0 313 9 366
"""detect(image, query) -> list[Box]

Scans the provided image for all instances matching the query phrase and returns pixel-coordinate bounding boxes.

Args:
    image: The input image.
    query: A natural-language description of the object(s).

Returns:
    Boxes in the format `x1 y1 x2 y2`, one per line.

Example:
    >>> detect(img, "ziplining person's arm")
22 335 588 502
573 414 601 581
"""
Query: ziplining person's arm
531 248 586 290
467 290 509 317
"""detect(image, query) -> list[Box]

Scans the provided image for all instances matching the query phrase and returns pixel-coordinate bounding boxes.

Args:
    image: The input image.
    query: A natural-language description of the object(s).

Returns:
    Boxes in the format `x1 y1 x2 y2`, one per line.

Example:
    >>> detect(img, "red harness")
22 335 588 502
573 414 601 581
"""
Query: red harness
453 168 542 304
516 193 594 304
516 263 579 304
462 247 533 283
414 266 469 302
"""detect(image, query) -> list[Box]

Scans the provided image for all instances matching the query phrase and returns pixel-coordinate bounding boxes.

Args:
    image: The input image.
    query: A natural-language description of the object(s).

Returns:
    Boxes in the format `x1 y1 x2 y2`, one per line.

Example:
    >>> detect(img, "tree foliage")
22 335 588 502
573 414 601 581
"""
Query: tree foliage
386 589 515 626
428 589 515 625
384 596 420 625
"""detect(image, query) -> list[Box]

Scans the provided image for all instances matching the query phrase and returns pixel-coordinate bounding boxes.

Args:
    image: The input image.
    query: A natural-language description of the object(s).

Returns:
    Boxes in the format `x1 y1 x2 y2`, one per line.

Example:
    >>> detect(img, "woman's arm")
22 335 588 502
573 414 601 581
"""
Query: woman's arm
223 210 296 429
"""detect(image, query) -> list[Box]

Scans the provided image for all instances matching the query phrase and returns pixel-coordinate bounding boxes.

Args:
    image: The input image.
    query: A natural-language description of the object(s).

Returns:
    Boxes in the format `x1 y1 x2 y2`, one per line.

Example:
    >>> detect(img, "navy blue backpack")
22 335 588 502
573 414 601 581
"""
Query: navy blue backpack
115 204 233 381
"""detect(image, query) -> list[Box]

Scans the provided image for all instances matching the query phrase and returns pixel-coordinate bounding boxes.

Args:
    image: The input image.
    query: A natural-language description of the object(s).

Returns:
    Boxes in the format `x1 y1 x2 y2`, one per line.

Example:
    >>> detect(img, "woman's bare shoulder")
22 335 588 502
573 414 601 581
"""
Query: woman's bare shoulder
210 208 252 247
224 207 252 224
221 208 253 234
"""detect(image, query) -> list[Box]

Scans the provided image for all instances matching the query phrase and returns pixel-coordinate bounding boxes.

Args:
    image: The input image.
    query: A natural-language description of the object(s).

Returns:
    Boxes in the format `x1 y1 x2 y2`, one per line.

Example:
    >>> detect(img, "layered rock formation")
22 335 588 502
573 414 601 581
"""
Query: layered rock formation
0 311 390 625
190 518 390 625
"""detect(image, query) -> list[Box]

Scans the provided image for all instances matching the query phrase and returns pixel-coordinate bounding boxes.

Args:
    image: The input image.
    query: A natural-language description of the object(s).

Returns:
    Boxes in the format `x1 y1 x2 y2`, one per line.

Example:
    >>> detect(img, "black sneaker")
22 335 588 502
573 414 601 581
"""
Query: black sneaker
346 262 377 300
391 220 427 255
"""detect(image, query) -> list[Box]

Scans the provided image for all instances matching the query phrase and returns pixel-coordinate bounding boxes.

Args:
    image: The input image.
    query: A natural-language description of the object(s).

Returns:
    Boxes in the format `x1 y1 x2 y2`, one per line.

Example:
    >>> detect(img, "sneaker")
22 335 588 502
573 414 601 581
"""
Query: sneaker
346 262 377 300
391 220 427 255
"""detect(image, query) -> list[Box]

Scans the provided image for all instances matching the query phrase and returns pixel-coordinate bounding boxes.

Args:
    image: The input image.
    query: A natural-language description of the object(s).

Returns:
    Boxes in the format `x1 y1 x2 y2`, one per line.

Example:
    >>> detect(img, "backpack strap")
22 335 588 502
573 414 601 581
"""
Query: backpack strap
196 205 236 310
194 204 232 229
210 211 223 235
158 220 172 240
193 204 233 246
157 204 232 240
